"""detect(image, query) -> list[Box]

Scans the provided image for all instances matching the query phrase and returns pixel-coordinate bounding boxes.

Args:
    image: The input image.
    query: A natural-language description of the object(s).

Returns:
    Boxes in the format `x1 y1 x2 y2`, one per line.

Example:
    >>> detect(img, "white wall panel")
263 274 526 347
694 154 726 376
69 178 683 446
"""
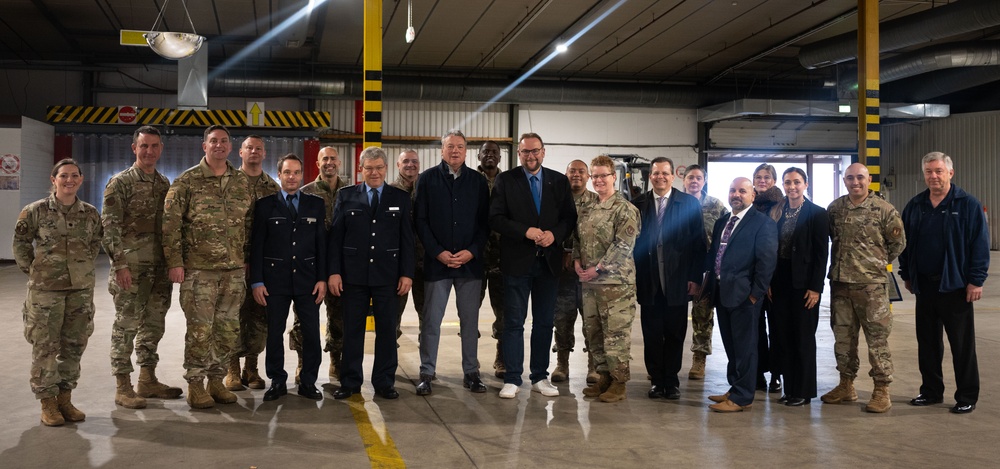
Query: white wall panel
882 111 1000 249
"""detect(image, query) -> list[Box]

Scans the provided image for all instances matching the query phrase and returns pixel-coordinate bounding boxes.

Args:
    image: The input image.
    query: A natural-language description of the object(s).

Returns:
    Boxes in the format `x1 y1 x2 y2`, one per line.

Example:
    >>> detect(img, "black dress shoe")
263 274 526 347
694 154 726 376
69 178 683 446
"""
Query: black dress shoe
768 376 782 394
374 387 399 399
778 395 789 404
909 394 944 406
648 386 665 399
784 397 810 407
951 402 976 414
263 382 287 401
463 373 487 393
332 387 360 399
416 375 432 396
663 386 681 400
297 384 323 400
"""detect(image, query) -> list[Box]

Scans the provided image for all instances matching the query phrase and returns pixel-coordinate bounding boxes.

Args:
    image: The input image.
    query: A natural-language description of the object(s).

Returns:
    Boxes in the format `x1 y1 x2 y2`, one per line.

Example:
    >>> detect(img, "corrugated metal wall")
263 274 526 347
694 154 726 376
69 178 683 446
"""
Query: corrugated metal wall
882 111 1000 249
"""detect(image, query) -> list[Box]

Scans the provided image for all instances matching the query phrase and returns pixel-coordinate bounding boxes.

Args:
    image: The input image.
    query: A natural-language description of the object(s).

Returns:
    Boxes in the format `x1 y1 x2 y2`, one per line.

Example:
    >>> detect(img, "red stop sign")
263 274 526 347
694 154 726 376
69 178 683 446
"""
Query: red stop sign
119 106 138 124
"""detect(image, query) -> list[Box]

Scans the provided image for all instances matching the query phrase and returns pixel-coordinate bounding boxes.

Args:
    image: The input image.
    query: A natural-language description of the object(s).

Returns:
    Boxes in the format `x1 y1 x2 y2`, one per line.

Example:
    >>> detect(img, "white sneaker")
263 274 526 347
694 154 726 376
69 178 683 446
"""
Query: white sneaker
531 379 559 397
499 383 519 399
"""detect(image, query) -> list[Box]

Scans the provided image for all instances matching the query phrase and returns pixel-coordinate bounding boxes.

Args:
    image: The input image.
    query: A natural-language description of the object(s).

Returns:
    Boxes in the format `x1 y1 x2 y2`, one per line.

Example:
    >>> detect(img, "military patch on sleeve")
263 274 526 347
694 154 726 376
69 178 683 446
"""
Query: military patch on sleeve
14 219 29 236
891 226 902 238
105 198 116 207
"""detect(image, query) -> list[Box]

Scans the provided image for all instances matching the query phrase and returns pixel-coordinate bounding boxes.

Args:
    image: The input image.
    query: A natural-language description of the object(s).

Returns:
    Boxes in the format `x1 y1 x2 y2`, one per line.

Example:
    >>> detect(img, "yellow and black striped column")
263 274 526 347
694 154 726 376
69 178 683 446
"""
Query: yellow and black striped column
858 0 880 191
363 0 383 148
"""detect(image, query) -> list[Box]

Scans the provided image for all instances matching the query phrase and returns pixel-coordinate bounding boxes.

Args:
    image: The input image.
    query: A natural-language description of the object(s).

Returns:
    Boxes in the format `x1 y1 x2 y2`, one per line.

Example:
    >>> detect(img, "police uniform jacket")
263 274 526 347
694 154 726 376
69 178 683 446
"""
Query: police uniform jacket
329 183 415 286
250 191 327 296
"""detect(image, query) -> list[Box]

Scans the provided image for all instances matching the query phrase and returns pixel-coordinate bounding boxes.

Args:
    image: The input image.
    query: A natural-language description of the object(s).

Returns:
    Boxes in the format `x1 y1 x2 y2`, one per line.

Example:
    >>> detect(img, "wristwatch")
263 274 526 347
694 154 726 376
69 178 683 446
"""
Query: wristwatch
595 266 605 275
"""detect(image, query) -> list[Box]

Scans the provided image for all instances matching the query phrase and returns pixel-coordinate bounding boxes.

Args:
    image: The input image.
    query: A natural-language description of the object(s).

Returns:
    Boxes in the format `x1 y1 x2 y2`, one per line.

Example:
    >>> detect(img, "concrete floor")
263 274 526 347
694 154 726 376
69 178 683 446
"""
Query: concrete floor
1 254 999 469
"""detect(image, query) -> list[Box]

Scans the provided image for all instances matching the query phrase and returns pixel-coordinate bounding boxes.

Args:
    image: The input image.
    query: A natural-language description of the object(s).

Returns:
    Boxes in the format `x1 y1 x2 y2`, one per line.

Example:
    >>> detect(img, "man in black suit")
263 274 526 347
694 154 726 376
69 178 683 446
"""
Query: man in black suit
705 177 777 412
489 132 577 399
328 146 415 400
249 154 327 402
633 157 706 401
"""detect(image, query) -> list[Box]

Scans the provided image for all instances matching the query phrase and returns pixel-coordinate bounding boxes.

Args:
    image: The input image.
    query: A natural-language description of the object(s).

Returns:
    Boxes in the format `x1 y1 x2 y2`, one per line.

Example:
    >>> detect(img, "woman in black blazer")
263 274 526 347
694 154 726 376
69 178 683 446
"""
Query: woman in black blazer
767 167 829 406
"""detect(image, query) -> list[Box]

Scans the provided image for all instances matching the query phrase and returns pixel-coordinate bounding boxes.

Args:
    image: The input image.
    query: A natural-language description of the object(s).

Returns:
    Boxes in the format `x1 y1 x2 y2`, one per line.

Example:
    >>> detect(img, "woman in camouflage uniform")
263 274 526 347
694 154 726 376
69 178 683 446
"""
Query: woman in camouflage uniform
574 155 640 402
13 159 103 426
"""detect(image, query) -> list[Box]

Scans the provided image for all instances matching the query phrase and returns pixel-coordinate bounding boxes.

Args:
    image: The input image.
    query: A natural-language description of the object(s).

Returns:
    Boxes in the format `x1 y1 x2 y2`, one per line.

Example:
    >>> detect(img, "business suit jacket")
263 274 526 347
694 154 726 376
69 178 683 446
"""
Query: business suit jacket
633 188 707 306
488 166 577 276
706 208 778 309
769 198 829 293
329 183 415 286
415 161 490 281
249 191 327 295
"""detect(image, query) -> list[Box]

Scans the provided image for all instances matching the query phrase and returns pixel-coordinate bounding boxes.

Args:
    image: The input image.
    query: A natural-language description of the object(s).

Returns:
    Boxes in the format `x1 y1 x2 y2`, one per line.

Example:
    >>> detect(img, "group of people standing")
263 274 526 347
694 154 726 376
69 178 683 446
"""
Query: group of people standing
13 122 987 426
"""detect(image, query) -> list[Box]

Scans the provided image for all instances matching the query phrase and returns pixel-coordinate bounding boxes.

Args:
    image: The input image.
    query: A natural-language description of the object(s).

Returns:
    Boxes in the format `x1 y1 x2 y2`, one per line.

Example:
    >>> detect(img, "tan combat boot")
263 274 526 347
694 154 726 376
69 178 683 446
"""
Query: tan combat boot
114 374 147 409
586 354 600 384
689 352 707 380
599 380 627 403
295 352 303 385
865 383 892 413
57 388 86 422
242 355 266 389
40 397 65 426
493 341 505 379
329 351 340 382
821 377 858 404
583 372 612 398
137 366 183 399
186 379 215 409
550 350 569 382
207 376 238 404
224 357 245 391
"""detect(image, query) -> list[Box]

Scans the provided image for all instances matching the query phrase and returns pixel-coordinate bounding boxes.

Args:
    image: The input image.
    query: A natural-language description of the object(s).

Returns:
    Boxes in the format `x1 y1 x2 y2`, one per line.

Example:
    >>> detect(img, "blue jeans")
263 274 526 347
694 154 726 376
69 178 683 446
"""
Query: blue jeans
502 257 558 385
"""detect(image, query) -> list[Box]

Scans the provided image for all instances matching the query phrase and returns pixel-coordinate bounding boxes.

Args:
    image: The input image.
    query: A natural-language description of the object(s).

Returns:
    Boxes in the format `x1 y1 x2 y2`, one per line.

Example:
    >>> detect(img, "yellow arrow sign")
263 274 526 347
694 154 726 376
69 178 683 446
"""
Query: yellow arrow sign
247 102 264 126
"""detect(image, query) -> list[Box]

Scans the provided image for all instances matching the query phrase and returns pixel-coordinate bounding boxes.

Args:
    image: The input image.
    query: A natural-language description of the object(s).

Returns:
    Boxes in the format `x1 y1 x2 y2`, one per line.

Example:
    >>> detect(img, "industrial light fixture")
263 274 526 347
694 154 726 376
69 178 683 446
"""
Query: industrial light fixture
405 0 416 43
144 0 206 60
838 102 851 113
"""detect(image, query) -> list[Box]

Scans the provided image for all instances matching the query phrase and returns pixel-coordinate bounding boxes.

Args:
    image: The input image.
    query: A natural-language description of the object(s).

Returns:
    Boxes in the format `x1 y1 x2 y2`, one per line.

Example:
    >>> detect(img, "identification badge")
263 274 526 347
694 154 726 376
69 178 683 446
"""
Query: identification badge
305 217 317 224
389 206 400 211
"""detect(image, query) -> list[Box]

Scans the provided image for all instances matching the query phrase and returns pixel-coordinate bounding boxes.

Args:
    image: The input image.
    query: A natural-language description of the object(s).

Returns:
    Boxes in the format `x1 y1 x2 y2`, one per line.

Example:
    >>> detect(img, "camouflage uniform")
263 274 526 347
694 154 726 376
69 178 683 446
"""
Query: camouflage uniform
162 157 252 382
690 193 729 356
477 167 505 339
827 190 906 385
574 192 640 382
553 190 599 352
236 171 280 360
391 174 425 337
14 194 102 399
102 164 173 375
291 174 347 363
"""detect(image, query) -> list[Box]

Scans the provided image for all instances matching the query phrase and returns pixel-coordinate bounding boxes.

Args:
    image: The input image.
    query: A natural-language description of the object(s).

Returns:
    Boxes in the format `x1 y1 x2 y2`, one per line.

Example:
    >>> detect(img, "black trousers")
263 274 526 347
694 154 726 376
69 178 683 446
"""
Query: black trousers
716 292 761 407
915 275 980 404
341 283 398 391
265 293 321 386
640 288 688 388
769 261 819 399
756 299 774 380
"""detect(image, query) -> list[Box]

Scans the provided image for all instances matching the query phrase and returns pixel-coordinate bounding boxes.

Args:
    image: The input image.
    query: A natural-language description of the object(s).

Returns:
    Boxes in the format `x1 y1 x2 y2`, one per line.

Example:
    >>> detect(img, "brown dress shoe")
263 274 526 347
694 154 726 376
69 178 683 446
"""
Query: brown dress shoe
707 392 730 403
709 399 752 413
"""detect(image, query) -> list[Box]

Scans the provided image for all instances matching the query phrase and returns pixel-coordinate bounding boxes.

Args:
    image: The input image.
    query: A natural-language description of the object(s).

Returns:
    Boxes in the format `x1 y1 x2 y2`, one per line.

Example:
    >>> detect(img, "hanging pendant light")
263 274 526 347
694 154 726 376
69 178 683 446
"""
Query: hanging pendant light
144 0 206 60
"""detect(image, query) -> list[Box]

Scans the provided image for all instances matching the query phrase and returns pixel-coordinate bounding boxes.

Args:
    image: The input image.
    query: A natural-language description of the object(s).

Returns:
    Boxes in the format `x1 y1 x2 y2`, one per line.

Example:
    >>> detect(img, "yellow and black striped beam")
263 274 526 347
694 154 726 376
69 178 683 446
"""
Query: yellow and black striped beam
858 0 880 192
46 106 330 129
362 0 383 148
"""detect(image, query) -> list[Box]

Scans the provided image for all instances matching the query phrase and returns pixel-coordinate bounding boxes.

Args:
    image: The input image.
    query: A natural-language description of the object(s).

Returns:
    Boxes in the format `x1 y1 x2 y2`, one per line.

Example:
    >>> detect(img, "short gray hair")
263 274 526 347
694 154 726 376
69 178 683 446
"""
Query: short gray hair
360 146 387 166
921 151 953 171
442 129 466 145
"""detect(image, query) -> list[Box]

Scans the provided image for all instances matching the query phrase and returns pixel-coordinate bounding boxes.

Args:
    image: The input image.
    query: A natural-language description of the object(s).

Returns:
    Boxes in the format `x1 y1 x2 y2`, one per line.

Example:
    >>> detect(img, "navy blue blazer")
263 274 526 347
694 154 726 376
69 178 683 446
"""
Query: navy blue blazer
414 160 490 281
488 166 577 276
633 188 707 306
328 183 415 286
249 191 327 296
706 207 778 309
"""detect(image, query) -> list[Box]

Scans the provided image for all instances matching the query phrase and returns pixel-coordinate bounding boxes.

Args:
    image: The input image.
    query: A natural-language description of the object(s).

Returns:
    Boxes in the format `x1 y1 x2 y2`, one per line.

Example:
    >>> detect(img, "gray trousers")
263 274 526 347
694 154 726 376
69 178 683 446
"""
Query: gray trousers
419 278 483 376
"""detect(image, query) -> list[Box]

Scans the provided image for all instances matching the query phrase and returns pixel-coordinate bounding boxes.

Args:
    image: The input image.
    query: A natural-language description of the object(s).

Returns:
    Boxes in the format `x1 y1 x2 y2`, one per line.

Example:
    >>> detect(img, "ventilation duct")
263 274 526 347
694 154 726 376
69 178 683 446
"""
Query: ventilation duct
883 66 1000 102
838 42 1000 90
799 0 1000 69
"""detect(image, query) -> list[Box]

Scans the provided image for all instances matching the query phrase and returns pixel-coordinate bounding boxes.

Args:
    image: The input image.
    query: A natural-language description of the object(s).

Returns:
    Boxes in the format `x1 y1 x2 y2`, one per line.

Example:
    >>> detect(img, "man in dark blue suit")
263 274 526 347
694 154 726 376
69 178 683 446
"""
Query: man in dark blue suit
328 146 415 400
489 132 577 399
249 154 327 402
705 177 777 412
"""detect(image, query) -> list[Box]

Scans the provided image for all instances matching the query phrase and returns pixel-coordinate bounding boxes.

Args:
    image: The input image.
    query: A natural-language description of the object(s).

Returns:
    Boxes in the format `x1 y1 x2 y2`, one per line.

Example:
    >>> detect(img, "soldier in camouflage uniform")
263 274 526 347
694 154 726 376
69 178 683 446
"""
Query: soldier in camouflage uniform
162 125 253 409
292 146 348 383
392 149 424 341
103 126 182 411
225 135 280 392
682 165 729 379
551 160 598 383
476 140 507 378
821 163 905 413
574 156 641 403
14 159 102 426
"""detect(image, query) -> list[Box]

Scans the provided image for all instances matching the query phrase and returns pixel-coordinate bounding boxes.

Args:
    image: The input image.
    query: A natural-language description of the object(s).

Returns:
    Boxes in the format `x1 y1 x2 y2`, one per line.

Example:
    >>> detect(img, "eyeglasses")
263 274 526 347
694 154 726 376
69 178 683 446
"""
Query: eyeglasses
591 173 614 180
518 148 543 156
362 165 386 173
